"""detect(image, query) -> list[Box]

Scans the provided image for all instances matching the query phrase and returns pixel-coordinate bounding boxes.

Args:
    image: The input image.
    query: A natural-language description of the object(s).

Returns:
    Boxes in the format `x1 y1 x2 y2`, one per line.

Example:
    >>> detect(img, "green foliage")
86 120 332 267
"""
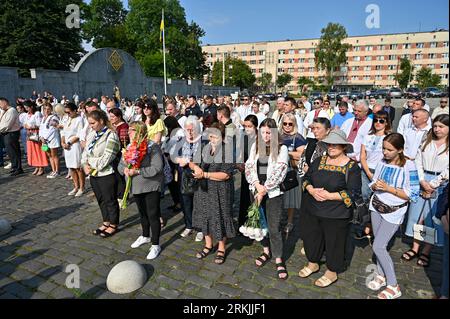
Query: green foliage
394 57 413 89
415 67 442 89
315 23 351 88
276 73 293 90
0 0 85 75
211 57 256 89
124 0 208 79
257 73 273 92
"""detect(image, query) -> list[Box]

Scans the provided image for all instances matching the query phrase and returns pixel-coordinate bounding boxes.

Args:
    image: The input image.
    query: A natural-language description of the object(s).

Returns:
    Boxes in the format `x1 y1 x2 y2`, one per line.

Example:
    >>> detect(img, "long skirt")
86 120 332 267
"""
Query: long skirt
27 140 49 167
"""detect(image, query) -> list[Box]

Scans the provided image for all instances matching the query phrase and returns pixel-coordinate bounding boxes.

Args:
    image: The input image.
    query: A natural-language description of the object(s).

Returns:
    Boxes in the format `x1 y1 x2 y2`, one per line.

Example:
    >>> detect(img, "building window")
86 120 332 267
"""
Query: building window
388 75 395 80
299 67 304 72
351 76 359 81
417 43 424 48
376 75 382 80
289 49 295 55
378 45 384 50
429 53 437 59
299 49 306 54
250 60 256 65
377 55 385 61
415 53 423 60
259 69 264 73
388 65 396 70
351 66 358 71
390 44 398 50
365 56 371 61
444 42 449 48
309 58 315 63
430 42 437 48
259 60 265 64
250 51 257 56
364 76 371 81
288 68 294 73
354 46 361 52
354 56 361 62
366 46 373 51
310 48 315 53
278 59 284 64
364 66 371 71
289 58 294 63
441 74 449 80
242 52 247 57
403 43 411 49
340 66 347 72
299 58 305 63
309 67 314 72
277 68 284 73
443 53 449 58
278 50 284 55
442 64 449 69
376 65 382 70
389 55 397 60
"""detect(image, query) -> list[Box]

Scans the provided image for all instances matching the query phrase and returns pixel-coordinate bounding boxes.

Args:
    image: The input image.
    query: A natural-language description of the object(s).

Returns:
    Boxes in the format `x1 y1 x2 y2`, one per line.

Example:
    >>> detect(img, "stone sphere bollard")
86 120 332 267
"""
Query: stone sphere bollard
106 260 147 294
0 219 12 236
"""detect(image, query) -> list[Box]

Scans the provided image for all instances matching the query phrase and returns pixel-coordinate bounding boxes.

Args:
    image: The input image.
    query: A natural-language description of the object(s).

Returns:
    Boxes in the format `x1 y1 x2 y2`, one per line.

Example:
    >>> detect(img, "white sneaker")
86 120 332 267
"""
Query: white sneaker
180 228 193 238
300 247 306 256
131 236 151 249
68 188 78 196
74 189 84 197
195 232 204 242
146 245 161 260
4 163 11 169
47 172 57 179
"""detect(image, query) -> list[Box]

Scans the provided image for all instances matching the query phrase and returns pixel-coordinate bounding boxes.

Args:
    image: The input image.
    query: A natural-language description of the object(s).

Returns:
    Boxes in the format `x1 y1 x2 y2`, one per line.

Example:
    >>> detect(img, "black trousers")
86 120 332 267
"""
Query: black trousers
238 173 251 227
260 195 284 259
299 211 350 273
112 156 126 199
134 192 161 245
4 131 22 171
166 159 181 206
90 174 120 225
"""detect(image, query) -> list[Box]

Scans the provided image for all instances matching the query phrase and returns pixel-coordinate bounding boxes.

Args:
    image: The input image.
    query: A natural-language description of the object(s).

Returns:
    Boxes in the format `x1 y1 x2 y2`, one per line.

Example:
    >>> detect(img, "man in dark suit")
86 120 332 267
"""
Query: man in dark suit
382 97 396 124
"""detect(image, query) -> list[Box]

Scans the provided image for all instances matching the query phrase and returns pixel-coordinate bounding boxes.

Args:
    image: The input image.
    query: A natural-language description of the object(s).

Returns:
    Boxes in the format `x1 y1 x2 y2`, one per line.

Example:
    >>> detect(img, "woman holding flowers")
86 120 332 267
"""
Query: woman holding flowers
118 122 164 260
245 118 289 280
191 122 236 264
81 110 121 238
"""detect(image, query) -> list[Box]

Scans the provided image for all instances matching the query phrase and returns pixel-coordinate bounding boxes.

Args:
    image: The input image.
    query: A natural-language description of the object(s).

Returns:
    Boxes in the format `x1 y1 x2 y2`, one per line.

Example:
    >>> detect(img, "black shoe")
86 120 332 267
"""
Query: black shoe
10 169 24 176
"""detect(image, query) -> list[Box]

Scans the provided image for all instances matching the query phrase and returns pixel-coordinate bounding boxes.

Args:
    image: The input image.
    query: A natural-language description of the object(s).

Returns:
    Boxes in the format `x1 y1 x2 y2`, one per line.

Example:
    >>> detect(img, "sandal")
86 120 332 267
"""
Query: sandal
314 275 338 288
401 249 418 261
100 225 118 238
255 252 272 268
298 265 320 278
417 253 430 268
214 250 226 264
196 246 213 259
93 223 110 236
378 285 402 299
367 275 387 291
276 261 288 280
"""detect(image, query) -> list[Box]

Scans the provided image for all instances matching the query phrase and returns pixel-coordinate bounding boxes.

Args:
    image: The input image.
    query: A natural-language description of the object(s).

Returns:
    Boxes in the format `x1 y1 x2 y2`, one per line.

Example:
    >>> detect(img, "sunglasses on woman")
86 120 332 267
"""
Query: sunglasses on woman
374 118 386 124
283 122 294 127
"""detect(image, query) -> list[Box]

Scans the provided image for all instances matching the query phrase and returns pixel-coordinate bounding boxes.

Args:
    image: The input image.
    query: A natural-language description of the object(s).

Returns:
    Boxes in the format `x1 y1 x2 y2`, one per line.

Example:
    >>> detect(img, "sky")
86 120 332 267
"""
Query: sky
84 0 449 49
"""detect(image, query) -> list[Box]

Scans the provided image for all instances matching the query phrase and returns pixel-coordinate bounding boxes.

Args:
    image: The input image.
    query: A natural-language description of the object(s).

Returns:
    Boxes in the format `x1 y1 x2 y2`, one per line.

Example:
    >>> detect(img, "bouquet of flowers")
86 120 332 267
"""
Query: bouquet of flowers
239 198 269 241
120 126 148 209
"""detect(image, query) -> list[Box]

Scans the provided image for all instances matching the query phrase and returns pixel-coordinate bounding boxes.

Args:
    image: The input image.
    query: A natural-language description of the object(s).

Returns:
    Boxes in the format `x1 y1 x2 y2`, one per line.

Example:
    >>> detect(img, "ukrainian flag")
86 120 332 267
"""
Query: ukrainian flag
160 16 164 42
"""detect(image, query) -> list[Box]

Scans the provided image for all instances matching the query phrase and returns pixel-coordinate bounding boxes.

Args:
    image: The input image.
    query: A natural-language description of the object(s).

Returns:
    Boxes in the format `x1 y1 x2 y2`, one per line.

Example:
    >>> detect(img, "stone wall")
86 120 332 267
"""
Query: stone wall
0 48 239 104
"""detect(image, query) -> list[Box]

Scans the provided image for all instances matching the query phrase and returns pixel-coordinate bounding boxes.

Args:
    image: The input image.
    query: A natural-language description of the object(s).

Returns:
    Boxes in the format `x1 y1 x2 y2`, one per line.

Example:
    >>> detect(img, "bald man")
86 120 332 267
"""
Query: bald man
403 109 432 160
397 98 431 135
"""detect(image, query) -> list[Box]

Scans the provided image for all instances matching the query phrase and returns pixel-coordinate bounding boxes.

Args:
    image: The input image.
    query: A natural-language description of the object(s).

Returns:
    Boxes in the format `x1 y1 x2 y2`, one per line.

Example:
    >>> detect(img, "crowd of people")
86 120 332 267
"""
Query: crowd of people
0 91 448 299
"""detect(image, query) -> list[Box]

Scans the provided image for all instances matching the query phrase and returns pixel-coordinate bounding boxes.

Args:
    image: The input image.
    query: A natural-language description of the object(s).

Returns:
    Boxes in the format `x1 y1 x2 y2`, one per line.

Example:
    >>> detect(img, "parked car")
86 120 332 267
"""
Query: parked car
389 87 403 99
405 87 422 99
326 89 338 100
350 91 364 100
263 93 277 100
310 91 322 100
375 89 390 99
423 87 445 98
364 88 377 98
336 91 351 101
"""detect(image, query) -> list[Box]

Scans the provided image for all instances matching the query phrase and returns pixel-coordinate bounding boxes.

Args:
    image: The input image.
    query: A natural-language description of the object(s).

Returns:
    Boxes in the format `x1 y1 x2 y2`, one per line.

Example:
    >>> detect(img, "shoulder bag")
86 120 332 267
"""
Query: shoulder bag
345 161 370 225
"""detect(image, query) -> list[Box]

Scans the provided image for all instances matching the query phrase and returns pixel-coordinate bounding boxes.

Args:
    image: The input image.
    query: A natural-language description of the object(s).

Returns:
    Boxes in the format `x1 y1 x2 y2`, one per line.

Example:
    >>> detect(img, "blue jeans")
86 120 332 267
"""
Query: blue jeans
20 128 27 156
441 233 449 298
361 169 375 202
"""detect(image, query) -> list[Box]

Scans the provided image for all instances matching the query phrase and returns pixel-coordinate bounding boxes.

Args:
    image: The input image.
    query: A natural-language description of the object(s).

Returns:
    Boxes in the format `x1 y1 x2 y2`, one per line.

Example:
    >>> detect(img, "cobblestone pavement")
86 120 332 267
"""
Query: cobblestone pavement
0 160 444 299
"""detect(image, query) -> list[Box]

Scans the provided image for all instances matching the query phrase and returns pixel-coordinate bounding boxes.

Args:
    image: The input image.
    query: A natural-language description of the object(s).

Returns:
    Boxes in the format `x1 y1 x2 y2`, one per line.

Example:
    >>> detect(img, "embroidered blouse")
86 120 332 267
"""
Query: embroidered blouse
302 155 362 219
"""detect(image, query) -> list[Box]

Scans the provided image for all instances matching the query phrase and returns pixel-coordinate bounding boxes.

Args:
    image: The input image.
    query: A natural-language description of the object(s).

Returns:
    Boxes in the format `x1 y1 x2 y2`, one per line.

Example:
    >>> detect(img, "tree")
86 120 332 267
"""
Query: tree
315 23 352 88
211 57 256 89
297 76 315 93
256 73 272 92
125 0 208 79
394 57 413 89
276 74 293 91
82 0 136 54
415 67 442 89
0 0 85 76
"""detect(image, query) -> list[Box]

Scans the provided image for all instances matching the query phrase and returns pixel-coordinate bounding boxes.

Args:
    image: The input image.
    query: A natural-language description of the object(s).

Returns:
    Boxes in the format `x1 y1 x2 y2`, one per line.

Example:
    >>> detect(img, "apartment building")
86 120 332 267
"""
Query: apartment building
202 30 449 91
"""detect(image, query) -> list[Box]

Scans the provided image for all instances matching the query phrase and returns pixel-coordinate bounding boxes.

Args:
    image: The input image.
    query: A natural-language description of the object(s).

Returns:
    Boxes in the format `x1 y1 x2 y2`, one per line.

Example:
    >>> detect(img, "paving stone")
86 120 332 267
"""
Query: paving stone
156 286 181 299
212 283 242 298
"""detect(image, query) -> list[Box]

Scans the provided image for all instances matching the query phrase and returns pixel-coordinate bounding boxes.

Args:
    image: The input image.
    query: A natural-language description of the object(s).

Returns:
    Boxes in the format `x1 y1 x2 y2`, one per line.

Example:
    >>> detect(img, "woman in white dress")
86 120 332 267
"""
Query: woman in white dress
39 102 61 178
23 100 47 176
61 102 86 197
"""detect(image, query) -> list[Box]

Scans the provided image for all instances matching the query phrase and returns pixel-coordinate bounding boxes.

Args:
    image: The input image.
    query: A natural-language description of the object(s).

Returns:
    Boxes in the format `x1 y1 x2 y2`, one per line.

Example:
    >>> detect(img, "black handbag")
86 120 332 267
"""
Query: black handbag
280 169 299 192
181 167 198 195
344 162 370 225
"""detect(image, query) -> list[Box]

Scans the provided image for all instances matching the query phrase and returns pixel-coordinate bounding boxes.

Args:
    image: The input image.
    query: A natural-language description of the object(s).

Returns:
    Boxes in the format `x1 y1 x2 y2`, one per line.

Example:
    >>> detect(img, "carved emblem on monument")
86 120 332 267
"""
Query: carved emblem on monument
108 50 124 72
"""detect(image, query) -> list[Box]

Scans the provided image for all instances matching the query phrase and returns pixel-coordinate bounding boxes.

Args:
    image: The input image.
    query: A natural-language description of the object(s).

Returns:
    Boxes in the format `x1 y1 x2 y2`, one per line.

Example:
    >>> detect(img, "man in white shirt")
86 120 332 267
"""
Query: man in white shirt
340 100 373 162
368 96 377 110
403 109 432 160
0 97 23 175
300 94 312 112
338 95 354 113
303 97 330 140
283 97 304 135
260 98 271 116
431 98 449 119
100 96 108 112
236 96 253 127
165 100 186 129
271 97 285 125
250 101 267 127
397 98 432 135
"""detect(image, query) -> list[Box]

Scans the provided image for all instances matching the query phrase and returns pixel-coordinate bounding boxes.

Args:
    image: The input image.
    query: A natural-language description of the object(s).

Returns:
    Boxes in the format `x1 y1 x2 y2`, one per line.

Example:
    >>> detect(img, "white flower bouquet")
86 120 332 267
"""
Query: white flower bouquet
239 199 269 241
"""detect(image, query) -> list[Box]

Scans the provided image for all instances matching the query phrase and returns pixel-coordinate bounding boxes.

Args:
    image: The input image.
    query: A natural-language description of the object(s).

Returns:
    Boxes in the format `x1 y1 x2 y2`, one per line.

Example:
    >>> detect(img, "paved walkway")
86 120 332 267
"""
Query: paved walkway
0 162 443 299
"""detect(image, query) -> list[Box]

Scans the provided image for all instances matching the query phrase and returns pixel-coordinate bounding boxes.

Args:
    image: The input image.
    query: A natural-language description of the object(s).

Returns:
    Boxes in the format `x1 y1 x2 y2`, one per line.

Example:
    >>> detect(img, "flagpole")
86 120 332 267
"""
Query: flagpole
162 9 167 96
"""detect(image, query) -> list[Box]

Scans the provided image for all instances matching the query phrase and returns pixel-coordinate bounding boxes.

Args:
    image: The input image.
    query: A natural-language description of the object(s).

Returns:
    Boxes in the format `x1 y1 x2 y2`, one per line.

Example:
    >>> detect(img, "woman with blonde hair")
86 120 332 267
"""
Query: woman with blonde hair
39 103 61 178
